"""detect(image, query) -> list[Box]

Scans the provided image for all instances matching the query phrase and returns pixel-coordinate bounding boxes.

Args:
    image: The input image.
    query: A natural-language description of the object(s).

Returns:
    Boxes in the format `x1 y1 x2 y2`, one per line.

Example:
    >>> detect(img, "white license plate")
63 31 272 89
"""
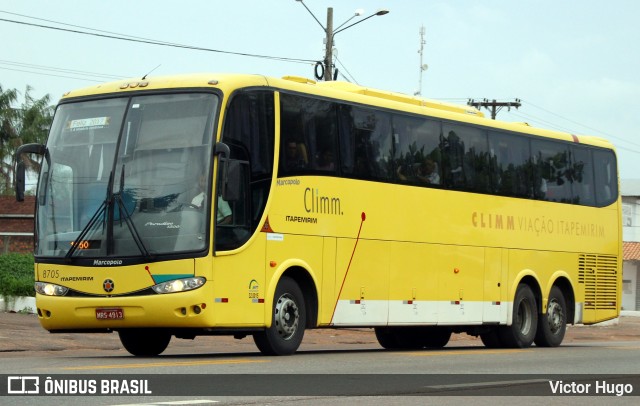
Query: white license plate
96 308 124 320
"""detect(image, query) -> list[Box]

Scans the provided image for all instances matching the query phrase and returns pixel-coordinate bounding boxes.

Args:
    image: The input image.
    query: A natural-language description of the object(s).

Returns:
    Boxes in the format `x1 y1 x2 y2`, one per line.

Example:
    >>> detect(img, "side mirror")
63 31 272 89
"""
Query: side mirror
14 143 46 202
15 161 26 202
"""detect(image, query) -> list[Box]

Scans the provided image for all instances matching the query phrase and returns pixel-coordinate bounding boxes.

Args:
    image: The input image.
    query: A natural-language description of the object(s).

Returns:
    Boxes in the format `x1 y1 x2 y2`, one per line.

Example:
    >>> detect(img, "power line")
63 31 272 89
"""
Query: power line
0 59 126 80
520 99 640 148
0 66 108 83
334 56 358 84
0 15 316 65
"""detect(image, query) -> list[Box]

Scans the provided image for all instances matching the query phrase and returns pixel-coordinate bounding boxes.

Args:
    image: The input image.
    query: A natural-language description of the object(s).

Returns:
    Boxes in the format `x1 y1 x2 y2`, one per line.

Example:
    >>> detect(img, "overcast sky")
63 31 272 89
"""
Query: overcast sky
1 0 639 180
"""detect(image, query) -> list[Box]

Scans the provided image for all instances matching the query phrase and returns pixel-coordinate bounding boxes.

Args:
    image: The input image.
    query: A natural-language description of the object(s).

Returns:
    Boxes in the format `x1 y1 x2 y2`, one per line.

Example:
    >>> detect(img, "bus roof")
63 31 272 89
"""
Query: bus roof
59 72 616 151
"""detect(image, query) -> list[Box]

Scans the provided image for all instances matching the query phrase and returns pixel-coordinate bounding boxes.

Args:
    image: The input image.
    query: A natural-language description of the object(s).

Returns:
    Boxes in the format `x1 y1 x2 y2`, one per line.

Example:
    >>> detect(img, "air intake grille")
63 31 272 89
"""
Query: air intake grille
578 254 619 310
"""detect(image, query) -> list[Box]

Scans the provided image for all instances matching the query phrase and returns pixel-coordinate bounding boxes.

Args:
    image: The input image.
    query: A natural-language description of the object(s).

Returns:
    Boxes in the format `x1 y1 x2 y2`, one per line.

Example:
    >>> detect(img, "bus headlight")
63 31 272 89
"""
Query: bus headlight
35 282 69 296
152 277 206 294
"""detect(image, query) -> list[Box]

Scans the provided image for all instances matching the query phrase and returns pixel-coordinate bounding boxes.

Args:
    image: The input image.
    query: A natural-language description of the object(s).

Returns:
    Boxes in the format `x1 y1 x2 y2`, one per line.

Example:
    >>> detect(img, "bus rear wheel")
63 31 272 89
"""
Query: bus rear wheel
422 327 452 348
534 286 567 347
118 329 171 356
480 328 504 348
499 284 538 348
375 327 423 349
375 327 450 349
253 276 306 355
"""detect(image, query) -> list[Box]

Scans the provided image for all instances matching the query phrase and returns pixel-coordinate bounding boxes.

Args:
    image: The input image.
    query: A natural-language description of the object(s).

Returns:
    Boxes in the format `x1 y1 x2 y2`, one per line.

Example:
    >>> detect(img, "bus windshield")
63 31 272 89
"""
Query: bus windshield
36 93 218 258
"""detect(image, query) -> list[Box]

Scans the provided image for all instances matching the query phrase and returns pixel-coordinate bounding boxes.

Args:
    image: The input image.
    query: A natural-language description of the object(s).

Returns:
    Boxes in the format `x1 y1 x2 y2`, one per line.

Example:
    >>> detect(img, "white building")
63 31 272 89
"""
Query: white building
621 179 640 311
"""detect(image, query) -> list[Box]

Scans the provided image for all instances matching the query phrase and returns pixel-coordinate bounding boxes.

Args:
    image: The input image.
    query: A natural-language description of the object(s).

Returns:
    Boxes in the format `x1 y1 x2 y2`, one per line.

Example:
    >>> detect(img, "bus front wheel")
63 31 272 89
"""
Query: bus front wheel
534 286 567 347
118 329 171 356
253 276 306 355
499 284 538 348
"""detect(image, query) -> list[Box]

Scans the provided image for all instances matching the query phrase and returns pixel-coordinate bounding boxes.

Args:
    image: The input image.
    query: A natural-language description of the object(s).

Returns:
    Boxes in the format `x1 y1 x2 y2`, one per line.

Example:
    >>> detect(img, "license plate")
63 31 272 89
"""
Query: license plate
96 308 124 320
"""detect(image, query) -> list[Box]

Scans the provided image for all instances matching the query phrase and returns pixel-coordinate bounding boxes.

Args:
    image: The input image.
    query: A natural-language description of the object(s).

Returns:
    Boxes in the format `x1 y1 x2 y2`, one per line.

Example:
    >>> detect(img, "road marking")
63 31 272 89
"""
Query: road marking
63 358 269 370
425 378 548 390
606 346 640 350
111 401 219 406
405 349 526 356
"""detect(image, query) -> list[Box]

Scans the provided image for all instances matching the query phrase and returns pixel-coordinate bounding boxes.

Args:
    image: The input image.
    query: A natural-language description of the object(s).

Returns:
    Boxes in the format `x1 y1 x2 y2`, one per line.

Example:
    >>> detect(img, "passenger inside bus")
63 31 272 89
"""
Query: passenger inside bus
283 139 308 171
315 148 335 171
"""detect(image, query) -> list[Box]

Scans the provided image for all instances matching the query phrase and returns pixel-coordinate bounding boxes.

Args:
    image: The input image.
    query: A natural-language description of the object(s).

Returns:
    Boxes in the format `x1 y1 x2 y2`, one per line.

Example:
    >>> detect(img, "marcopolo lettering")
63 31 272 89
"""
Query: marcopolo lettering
93 259 123 266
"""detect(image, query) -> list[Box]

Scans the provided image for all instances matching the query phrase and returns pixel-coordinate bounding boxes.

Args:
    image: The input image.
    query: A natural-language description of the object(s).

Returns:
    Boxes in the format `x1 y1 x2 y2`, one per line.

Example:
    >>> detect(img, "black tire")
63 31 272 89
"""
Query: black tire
422 327 452 348
534 286 567 347
393 327 425 349
375 327 436 350
480 328 504 348
118 329 171 356
253 276 306 355
498 284 538 348
374 327 401 349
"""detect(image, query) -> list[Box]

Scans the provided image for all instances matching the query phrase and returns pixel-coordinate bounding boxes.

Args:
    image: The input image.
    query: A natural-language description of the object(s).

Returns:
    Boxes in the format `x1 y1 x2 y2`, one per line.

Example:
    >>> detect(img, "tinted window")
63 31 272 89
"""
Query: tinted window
570 146 595 205
488 131 531 197
222 90 275 246
441 123 490 192
339 105 392 181
274 93 617 208
393 115 441 186
223 91 274 177
594 149 618 206
532 139 572 203
279 94 338 176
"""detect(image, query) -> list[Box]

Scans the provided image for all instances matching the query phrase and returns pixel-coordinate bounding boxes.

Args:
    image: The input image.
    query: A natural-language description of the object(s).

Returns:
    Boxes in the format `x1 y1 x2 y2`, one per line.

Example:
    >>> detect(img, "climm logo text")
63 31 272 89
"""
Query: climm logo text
304 188 343 215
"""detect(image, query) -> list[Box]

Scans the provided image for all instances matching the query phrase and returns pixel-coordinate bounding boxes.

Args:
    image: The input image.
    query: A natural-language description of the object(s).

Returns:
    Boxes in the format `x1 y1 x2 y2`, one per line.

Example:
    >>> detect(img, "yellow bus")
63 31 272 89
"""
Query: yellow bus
15 73 621 356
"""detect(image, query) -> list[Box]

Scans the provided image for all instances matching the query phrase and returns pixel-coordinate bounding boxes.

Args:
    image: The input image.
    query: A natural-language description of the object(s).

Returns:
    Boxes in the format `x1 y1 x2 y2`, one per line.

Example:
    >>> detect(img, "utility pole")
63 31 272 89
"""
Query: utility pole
324 8 334 81
467 98 522 119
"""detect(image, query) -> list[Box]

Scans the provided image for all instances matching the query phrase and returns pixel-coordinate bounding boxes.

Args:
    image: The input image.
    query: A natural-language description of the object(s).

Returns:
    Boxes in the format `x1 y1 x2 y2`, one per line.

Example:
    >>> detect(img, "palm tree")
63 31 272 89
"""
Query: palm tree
0 85 53 195
0 85 19 195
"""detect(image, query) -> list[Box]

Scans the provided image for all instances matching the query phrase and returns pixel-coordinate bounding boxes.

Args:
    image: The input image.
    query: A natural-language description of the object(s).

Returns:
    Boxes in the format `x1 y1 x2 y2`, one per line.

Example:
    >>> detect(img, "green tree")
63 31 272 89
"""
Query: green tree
0 85 53 195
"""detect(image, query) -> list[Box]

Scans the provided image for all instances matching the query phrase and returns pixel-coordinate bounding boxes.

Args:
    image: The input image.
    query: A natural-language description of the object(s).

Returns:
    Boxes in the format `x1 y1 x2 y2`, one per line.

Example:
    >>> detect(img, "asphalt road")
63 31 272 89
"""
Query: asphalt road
1 312 639 405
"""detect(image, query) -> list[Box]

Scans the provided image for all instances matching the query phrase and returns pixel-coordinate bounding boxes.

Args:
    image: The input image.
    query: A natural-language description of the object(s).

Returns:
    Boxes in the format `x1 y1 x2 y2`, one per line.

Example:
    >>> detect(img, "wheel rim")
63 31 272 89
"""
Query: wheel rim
274 293 299 341
546 299 564 335
516 299 533 335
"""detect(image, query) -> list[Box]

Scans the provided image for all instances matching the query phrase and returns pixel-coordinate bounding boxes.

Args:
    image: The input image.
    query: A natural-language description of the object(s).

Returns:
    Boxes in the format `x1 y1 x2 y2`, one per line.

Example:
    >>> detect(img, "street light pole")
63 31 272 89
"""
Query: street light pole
324 8 334 81
295 1 389 81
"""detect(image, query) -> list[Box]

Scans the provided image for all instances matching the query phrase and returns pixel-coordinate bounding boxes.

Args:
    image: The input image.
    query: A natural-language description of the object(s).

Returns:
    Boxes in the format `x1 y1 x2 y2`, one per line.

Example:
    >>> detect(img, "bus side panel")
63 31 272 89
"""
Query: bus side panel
386 243 485 326
211 235 267 327
319 236 337 325
331 238 389 326
482 247 508 323
388 242 439 324
435 245 485 325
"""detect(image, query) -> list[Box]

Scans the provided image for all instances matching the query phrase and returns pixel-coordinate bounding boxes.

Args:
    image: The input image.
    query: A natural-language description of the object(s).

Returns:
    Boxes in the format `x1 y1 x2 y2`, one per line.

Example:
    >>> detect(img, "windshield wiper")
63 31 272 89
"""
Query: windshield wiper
65 171 112 259
66 166 152 259
113 164 150 257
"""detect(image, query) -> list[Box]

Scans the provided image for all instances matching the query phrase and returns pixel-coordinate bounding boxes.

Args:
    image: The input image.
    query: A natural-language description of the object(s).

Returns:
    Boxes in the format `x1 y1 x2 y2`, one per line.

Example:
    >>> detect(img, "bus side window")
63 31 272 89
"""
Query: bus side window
531 140 572 203
441 124 489 192
392 114 441 186
340 106 392 181
570 146 595 205
488 131 531 198
594 149 618 206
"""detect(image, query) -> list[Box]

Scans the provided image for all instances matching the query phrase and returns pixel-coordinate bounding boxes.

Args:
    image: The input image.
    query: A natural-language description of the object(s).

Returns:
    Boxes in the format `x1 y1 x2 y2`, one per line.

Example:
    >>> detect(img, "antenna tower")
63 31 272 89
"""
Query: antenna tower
415 25 427 96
